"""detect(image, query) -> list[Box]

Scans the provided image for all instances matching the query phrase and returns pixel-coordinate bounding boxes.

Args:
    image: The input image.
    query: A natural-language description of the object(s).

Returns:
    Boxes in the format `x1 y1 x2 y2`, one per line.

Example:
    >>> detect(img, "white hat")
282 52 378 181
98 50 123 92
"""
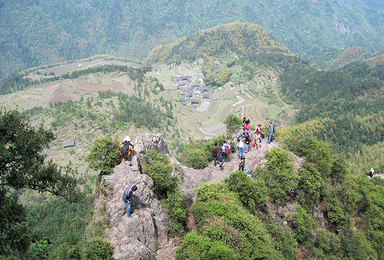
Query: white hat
124 136 131 142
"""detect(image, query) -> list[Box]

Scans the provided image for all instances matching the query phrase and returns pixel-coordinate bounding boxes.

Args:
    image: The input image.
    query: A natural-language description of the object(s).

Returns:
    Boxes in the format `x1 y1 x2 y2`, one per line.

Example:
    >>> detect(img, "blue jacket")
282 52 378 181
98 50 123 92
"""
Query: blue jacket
122 186 133 203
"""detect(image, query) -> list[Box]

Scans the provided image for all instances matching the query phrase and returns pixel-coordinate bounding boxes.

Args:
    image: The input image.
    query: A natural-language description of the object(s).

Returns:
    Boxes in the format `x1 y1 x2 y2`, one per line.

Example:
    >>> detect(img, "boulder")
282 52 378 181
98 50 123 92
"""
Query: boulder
94 133 171 259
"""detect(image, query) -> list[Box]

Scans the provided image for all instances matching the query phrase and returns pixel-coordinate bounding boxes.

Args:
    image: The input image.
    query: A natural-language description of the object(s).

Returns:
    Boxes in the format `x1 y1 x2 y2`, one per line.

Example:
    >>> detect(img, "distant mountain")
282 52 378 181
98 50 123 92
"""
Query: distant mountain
365 47 384 67
1 0 384 77
146 22 292 64
328 47 366 69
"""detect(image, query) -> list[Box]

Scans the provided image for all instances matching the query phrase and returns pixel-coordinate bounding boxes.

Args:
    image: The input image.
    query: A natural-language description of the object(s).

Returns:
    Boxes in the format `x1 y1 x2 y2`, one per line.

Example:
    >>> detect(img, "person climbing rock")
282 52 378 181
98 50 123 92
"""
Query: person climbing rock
122 185 138 217
120 136 135 164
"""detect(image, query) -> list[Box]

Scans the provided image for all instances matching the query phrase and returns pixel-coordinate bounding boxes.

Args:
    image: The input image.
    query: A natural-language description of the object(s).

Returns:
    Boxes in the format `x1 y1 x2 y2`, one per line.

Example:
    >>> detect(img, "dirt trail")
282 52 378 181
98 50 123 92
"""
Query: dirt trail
182 137 304 238
207 139 303 183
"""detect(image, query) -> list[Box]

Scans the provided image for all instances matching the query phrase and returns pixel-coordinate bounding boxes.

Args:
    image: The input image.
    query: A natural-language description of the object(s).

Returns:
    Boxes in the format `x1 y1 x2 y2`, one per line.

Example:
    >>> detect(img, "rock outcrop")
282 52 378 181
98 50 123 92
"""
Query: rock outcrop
94 133 171 259
93 133 304 259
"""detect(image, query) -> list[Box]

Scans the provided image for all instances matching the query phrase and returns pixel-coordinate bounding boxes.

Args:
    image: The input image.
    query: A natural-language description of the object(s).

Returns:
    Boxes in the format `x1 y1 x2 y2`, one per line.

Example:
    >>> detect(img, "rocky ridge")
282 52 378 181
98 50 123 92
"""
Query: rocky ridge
94 133 304 259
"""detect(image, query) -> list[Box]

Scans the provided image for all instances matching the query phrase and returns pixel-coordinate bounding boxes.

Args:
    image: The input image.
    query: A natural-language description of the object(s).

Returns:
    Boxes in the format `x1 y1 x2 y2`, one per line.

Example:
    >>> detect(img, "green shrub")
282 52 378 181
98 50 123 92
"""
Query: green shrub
265 222 297 259
53 244 81 260
340 230 377 259
224 113 242 134
264 148 298 204
330 154 349 180
311 230 341 259
266 147 294 173
185 149 208 169
291 205 315 243
162 190 187 236
225 171 268 209
83 238 112 260
324 191 347 227
201 216 243 251
297 163 325 210
369 230 384 258
340 176 364 215
294 138 333 178
195 183 234 204
142 150 178 198
142 150 187 236
175 232 239 260
191 183 279 259
86 136 120 175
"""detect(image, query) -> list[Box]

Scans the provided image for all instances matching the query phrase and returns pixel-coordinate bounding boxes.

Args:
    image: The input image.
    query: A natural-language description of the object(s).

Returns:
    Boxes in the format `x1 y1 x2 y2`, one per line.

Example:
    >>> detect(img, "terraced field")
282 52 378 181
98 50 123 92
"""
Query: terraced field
0 59 298 174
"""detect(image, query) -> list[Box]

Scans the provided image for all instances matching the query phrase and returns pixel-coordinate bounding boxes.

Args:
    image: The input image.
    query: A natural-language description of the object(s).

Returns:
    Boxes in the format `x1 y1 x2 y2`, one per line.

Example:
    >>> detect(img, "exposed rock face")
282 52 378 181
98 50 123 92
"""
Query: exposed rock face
94 133 171 259
93 133 305 259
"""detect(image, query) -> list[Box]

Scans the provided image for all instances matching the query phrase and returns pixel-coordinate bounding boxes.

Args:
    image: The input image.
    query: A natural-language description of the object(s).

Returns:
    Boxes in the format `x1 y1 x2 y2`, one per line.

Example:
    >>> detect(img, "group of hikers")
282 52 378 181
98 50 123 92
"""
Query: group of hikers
211 117 275 172
119 118 276 217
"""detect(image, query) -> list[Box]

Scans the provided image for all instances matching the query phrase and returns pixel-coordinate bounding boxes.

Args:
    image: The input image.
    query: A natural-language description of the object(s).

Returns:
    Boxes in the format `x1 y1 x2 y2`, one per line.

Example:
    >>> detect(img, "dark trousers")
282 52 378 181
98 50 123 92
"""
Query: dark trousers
222 152 228 162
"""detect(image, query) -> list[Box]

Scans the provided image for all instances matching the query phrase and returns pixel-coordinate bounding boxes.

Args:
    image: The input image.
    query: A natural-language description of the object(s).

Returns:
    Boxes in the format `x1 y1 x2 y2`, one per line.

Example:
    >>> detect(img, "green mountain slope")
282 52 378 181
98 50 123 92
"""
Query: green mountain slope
2 22 384 258
146 22 292 64
1 0 384 77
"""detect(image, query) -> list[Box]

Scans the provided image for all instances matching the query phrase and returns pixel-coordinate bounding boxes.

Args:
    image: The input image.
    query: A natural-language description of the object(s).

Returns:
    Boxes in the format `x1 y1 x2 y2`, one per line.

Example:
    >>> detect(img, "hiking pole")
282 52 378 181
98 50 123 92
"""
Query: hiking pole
137 236 156 254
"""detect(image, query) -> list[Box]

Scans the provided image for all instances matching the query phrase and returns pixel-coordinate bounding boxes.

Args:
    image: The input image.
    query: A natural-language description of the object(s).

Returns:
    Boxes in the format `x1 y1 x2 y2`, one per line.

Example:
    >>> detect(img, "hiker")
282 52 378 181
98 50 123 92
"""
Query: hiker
120 136 134 161
239 154 245 171
368 168 375 178
243 118 251 133
244 131 251 153
211 142 222 166
122 185 138 217
267 122 274 144
255 124 263 141
255 132 262 151
222 141 230 162
237 138 244 159
217 152 224 171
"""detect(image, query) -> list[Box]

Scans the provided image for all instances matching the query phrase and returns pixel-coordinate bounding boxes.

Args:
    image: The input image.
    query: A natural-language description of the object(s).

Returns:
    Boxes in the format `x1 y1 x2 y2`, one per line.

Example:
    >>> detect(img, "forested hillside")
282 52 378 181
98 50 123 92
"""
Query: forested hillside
1 20 384 258
1 0 384 77
146 23 292 64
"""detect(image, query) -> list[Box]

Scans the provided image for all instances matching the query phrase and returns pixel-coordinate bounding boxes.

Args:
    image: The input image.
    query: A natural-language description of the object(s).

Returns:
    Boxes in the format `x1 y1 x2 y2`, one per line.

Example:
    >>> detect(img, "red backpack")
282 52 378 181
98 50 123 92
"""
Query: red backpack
225 145 230 154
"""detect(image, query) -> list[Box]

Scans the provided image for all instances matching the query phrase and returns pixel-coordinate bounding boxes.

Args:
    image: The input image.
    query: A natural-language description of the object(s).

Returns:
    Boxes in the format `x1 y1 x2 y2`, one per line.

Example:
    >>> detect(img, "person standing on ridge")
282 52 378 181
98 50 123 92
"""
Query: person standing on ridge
239 154 245 171
243 118 251 133
122 185 138 217
244 131 251 153
255 124 263 141
237 138 244 158
211 142 222 166
222 141 230 162
217 152 224 171
267 122 274 144
120 136 134 159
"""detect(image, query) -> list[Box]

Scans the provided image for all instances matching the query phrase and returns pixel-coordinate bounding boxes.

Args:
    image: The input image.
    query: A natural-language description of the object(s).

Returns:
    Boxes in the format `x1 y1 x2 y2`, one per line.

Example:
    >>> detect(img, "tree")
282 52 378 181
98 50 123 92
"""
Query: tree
86 136 120 175
224 113 242 134
0 109 80 255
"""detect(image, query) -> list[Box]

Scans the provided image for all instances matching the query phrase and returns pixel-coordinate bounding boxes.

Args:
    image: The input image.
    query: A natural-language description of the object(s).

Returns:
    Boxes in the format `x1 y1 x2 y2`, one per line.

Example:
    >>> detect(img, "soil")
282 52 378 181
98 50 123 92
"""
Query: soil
207 139 303 183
